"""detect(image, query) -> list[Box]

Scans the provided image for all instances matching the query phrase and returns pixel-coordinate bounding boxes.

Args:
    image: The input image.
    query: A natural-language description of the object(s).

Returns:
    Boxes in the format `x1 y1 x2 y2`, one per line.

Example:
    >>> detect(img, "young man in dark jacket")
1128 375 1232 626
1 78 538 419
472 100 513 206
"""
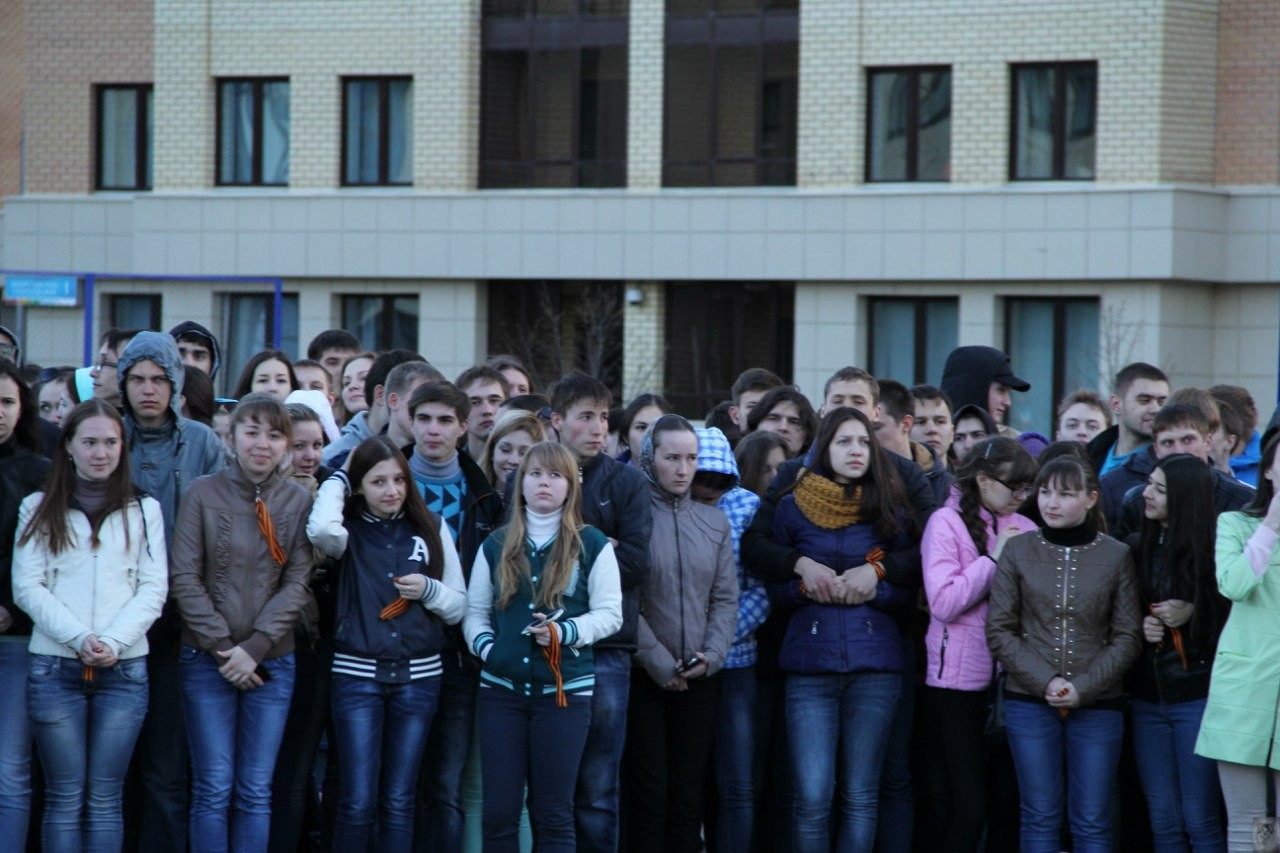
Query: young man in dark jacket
548 372 653 853
939 345 1030 433
402 380 505 853
116 332 226 853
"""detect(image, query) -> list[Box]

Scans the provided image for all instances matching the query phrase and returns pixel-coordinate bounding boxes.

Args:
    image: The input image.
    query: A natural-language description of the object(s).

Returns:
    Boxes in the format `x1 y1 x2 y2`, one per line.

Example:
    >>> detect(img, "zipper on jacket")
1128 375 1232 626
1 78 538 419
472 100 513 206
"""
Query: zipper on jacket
810 620 819 635
937 627 949 679
1060 546 1071 675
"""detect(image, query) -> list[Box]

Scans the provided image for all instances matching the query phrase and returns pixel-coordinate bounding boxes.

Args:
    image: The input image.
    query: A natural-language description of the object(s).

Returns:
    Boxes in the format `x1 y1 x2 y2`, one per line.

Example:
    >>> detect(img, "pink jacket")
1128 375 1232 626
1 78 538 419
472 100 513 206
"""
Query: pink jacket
922 488 1034 691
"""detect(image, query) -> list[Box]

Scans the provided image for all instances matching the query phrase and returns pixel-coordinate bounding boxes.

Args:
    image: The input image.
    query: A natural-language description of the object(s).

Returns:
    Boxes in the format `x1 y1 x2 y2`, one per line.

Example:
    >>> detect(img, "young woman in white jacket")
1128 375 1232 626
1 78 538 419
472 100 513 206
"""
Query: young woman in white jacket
13 399 167 853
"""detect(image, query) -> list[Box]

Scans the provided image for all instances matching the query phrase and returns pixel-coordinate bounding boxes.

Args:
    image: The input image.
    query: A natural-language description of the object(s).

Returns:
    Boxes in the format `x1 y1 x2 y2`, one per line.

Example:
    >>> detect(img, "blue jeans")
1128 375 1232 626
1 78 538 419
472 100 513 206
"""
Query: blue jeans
1004 700 1124 853
786 671 901 853
714 666 757 853
479 685 591 853
416 651 478 853
877 627 915 853
575 647 631 853
180 646 295 853
1130 698 1225 853
331 674 440 853
27 654 149 853
0 641 33 849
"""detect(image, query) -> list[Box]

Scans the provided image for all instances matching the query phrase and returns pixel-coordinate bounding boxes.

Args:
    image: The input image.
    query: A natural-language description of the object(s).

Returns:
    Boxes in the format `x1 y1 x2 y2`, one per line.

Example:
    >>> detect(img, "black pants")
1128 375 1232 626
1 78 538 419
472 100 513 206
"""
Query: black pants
920 685 988 853
624 669 720 853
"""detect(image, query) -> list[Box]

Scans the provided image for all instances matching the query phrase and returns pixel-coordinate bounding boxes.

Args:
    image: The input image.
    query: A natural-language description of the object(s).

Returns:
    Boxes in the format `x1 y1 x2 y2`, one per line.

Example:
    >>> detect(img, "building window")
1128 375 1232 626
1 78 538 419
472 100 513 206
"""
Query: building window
866 68 950 182
867 298 958 385
343 77 413 186
341 295 418 353
1010 62 1096 180
480 1 628 188
664 281 794 417
109 294 161 331
663 1 798 187
1005 297 1099 435
487 280 623 394
222 293 299 395
217 79 290 186
97 85 152 190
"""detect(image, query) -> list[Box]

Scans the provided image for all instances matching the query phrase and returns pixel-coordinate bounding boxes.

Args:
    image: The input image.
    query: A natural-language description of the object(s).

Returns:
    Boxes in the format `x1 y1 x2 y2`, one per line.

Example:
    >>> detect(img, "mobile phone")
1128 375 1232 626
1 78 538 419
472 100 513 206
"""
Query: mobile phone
675 655 702 674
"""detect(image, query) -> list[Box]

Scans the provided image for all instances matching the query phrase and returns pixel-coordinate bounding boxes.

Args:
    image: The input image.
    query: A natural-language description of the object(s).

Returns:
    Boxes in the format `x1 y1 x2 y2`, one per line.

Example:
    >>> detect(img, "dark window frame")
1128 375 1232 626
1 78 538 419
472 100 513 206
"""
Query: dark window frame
95 84 153 191
1003 295 1099 429
479 3 628 188
215 77 290 187
341 76 413 187
1009 60 1097 181
864 66 950 183
221 291 300 395
662 4 798 187
340 294 419 353
866 296 958 385
108 293 161 331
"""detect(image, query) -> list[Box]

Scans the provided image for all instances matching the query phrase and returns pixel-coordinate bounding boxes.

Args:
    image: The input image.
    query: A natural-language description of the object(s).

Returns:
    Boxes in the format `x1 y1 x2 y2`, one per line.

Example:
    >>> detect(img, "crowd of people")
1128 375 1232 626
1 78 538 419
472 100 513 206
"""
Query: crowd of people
0 319 1278 853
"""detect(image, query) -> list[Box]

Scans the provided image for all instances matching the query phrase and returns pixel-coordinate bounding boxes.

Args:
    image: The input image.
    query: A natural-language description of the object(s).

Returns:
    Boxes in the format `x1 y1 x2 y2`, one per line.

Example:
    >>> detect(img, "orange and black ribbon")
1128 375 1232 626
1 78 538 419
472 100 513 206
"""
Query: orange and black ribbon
542 625 567 708
256 497 288 568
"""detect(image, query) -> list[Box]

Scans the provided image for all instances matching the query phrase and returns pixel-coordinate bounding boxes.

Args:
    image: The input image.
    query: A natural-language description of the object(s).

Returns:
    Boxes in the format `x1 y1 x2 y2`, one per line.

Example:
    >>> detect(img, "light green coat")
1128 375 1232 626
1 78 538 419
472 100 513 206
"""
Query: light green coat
1195 511 1280 767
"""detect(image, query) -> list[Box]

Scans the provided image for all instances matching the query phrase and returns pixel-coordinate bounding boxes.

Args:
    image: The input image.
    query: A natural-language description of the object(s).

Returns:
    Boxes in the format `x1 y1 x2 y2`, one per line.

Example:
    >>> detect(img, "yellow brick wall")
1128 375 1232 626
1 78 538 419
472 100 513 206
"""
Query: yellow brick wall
622 281 665 403
627 0 664 188
0 1 25 203
799 0 1201 187
155 0 479 191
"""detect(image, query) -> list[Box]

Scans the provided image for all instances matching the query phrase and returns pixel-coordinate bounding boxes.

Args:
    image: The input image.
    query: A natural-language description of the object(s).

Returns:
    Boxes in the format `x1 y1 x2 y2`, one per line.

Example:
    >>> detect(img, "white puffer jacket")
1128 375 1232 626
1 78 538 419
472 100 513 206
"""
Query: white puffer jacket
13 493 168 660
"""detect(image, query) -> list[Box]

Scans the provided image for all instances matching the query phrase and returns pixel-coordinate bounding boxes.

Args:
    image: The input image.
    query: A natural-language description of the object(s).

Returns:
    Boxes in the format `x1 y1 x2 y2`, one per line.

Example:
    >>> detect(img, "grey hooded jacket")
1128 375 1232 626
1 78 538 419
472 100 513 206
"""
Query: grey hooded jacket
118 331 226 541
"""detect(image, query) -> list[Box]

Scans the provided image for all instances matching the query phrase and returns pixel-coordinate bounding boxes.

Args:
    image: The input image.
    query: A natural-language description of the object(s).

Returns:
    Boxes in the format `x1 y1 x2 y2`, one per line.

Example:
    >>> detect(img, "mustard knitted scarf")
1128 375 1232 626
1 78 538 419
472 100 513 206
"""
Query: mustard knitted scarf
793 470 863 530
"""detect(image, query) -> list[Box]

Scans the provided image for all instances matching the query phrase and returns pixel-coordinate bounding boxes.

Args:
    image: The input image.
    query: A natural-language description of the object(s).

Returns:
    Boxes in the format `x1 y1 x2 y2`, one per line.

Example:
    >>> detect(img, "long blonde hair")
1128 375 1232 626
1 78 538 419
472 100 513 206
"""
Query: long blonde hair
479 409 547 490
495 442 584 611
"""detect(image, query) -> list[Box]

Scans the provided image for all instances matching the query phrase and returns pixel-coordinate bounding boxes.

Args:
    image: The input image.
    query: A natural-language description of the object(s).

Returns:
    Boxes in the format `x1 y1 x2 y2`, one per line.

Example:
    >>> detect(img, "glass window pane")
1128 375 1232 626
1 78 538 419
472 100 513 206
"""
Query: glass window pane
1013 66 1055 180
391 296 419 351
868 72 909 182
219 81 255 184
110 295 157 330
1063 300 1100 393
480 51 530 188
716 46 757 160
345 80 380 184
917 70 951 181
281 294 300 363
533 50 576 163
144 88 154 189
761 41 797 183
870 301 917 384
100 89 139 189
579 47 627 185
1006 300 1055 435
342 296 382 352
388 79 413 184
923 299 958 382
664 45 711 164
224 295 271 393
261 81 290 184
1064 64 1096 179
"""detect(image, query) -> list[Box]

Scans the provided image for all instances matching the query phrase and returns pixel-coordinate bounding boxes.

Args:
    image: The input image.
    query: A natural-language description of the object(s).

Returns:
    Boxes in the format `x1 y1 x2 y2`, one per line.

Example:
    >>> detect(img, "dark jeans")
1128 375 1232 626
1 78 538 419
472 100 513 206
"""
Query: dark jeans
1130 697 1225 853
131 639 190 852
714 666 757 853
478 684 591 853
268 636 331 853
786 670 900 853
331 674 441 853
180 646 295 853
415 652 478 853
28 655 149 853
0 642 33 850
576 647 632 853
625 669 719 853
920 685 989 853
876 631 914 853
1004 700 1124 853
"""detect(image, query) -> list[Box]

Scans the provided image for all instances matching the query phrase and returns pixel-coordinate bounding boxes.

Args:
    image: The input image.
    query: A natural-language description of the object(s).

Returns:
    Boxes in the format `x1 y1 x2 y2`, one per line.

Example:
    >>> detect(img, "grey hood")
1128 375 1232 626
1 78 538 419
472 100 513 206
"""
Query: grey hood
118 331 185 421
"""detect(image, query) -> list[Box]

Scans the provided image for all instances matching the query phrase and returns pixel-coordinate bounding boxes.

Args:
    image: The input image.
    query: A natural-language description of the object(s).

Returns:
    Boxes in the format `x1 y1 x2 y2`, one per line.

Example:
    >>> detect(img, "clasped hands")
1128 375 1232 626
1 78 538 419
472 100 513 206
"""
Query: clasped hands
796 557 877 605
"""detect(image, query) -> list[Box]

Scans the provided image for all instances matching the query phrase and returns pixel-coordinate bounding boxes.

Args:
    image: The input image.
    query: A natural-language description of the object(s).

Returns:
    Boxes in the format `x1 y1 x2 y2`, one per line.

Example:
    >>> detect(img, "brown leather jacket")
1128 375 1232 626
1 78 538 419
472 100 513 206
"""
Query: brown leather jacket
985 529 1142 706
169 462 314 662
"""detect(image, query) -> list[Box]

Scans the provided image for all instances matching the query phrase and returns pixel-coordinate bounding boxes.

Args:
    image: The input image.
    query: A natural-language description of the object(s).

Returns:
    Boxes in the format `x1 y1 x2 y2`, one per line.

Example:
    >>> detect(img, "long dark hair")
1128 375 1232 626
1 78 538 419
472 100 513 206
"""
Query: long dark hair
618 394 672 445
0 359 43 453
734 429 789 499
232 350 298 401
1136 454 1222 650
19 400 135 555
795 407 917 541
954 436 1038 557
345 436 444 581
747 386 819 455
1244 432 1280 518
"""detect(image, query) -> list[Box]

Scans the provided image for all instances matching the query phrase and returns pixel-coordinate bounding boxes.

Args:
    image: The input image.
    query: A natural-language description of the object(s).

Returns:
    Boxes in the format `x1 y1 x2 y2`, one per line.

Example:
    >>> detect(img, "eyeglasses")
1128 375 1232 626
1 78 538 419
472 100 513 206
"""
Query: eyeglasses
94 358 118 372
991 475 1033 500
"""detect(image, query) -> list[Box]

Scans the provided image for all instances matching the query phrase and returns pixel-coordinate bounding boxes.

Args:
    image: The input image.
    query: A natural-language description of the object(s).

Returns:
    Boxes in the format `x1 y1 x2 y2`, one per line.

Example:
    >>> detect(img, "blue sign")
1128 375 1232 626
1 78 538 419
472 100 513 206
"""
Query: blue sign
4 276 78 307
